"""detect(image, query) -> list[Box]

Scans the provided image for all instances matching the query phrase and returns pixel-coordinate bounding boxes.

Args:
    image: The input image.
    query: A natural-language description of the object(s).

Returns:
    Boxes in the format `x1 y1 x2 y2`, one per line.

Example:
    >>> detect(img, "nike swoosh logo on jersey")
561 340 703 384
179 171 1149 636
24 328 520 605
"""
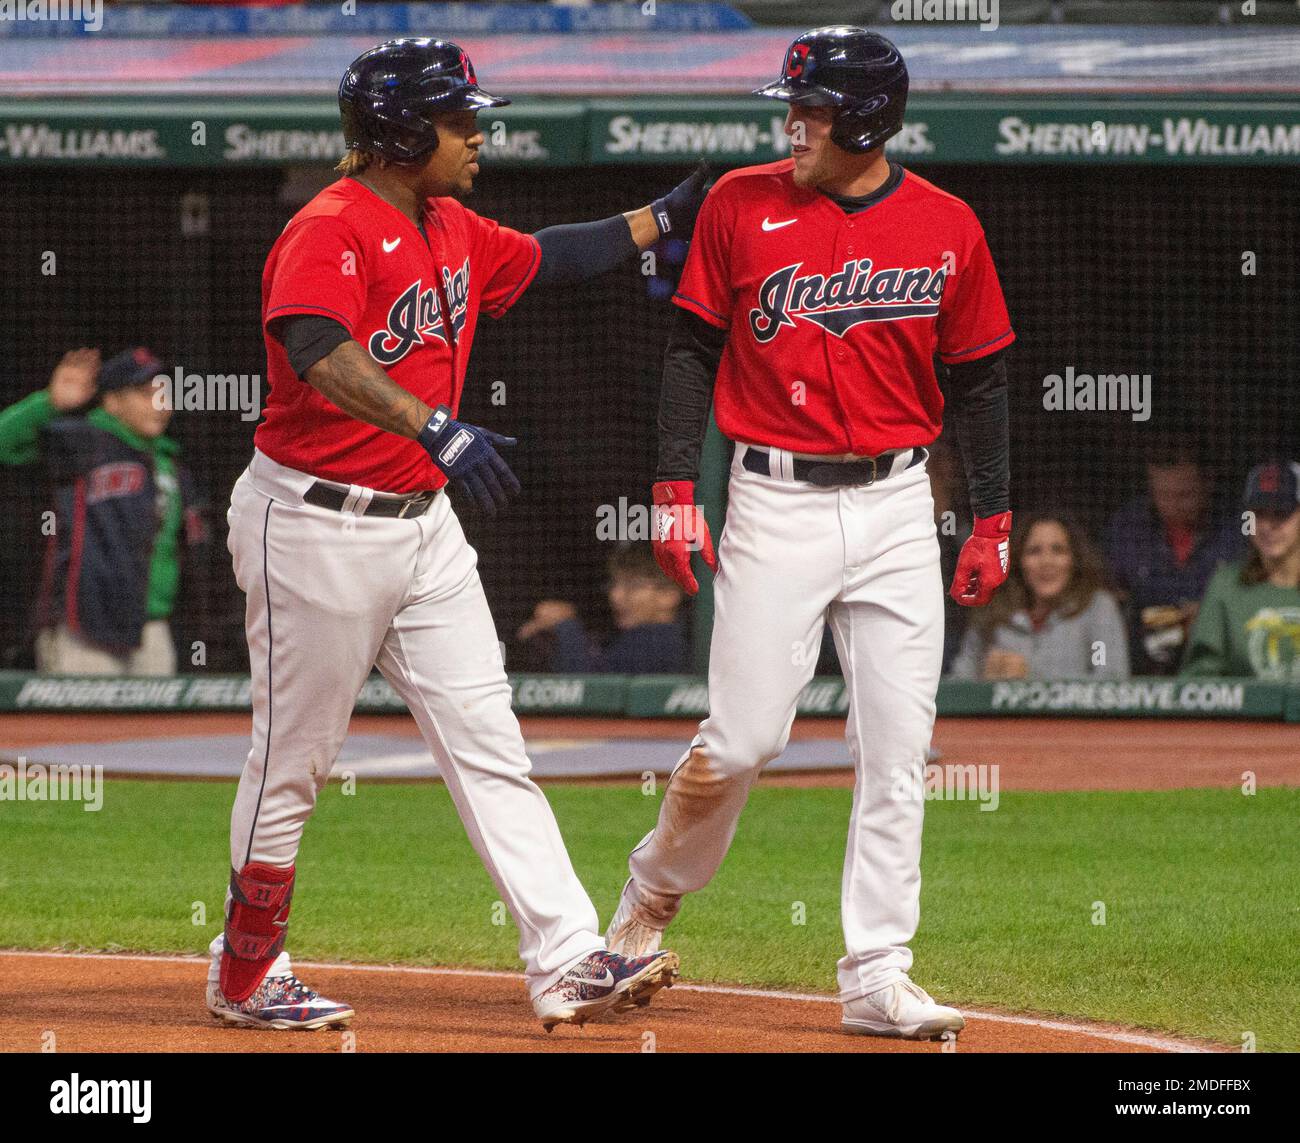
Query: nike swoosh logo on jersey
382 237 401 253
762 217 798 232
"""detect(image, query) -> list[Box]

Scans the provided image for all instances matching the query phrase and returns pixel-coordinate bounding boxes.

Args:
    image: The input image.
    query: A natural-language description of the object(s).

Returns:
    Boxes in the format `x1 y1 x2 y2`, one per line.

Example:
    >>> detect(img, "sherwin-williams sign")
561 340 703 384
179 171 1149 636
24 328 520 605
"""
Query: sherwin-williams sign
589 99 1300 165
0 102 586 167
1 99 1296 167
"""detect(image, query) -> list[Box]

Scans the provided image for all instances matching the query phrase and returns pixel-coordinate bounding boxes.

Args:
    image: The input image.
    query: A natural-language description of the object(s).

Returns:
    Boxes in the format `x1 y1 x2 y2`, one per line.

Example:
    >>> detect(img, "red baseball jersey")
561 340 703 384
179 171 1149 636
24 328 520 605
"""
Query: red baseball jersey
256 178 540 493
674 159 1014 456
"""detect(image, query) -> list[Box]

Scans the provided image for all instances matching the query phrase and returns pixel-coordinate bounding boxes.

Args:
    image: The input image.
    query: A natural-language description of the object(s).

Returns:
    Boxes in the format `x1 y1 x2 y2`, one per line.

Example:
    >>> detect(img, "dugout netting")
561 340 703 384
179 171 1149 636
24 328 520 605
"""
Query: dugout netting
2 161 1297 671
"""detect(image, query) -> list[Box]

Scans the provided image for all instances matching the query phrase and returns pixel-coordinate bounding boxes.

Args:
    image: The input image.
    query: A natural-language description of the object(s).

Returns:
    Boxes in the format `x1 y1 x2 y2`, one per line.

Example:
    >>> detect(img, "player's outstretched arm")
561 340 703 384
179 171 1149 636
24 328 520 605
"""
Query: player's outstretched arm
531 163 711 287
302 340 520 517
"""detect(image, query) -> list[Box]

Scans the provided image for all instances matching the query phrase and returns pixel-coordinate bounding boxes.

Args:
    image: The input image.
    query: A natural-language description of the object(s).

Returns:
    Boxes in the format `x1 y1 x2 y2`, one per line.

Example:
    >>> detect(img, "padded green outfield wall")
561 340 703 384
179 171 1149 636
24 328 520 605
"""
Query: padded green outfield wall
0 672 1294 719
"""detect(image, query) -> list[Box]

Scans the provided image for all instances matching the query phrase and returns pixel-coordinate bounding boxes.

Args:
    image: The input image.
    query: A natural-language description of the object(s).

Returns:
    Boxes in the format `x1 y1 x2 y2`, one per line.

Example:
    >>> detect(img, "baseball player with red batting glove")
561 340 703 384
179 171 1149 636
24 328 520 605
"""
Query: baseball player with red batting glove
950 509 1012 606
206 38 709 1034
612 27 1014 1040
651 479 718 594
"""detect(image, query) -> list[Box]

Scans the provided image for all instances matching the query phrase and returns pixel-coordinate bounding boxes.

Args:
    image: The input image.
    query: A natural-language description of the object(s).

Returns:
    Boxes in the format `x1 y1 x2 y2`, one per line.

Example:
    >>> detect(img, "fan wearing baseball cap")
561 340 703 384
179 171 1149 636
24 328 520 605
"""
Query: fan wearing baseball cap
0 347 210 675
1181 460 1300 682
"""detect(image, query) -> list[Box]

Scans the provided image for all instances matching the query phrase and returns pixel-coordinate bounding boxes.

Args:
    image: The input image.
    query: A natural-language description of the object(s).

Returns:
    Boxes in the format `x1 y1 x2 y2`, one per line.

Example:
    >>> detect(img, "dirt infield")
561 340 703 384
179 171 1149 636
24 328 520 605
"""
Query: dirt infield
777 718 1300 791
0 952 1219 1054
2 710 1286 1053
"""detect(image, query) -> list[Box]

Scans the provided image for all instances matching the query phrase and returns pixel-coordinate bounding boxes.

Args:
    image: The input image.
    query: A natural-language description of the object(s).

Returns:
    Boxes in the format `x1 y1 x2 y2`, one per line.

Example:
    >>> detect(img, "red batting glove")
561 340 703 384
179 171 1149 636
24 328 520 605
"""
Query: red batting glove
651 480 718 596
949 511 1012 607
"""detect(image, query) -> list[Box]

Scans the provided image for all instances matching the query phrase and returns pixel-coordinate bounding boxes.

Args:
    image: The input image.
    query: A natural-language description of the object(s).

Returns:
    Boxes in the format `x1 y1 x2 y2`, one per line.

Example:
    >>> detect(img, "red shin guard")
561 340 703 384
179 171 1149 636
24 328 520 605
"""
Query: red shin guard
219 862 295 1002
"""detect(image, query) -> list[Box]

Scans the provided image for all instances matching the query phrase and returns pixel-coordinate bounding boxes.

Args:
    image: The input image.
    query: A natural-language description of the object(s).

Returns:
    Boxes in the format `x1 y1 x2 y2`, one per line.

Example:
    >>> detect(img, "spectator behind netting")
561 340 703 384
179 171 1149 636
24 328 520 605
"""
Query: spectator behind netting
0 347 209 676
949 513 1129 680
517 543 689 673
1181 460 1300 682
1104 436 1242 675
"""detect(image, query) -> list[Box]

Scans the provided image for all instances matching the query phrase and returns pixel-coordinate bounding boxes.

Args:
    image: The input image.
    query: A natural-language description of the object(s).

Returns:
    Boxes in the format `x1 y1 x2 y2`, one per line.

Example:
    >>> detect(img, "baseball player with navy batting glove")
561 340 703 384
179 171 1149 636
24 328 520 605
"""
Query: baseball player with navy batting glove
417 404 520 517
208 37 710 1038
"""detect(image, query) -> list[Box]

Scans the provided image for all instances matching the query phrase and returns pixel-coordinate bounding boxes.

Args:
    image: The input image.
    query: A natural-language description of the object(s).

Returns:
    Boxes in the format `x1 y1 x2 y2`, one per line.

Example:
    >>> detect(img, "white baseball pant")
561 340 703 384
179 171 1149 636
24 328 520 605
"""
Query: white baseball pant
224 449 604 996
628 445 944 1001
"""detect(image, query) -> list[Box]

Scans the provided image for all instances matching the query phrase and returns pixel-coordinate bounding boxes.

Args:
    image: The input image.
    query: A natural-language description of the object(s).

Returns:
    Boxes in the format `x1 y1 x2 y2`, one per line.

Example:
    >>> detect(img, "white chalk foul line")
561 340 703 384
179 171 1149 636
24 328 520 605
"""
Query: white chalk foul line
0 948 1216 1053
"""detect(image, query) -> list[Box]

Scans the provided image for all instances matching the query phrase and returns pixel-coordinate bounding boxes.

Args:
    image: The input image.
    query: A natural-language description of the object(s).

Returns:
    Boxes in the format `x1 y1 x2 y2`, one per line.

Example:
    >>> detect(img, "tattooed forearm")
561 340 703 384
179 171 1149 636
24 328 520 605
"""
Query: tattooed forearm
302 340 431 439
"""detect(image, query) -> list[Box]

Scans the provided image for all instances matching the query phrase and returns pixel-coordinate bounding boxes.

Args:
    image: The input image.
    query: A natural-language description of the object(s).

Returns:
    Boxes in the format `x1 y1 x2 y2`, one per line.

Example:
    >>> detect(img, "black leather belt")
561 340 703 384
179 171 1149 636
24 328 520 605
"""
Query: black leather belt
742 446 926 487
302 482 439 518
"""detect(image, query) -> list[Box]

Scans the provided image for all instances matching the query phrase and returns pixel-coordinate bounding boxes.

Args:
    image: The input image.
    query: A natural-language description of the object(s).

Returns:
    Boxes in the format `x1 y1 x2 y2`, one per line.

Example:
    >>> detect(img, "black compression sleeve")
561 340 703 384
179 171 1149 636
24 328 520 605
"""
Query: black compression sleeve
658 308 726 481
944 349 1011 517
270 314 352 378
533 215 637 286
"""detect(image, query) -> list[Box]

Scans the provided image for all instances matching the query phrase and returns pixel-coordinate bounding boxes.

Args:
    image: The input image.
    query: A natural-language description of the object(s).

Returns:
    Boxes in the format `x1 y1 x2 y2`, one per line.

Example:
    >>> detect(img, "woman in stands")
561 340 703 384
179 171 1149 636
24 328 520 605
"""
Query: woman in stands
949 513 1129 680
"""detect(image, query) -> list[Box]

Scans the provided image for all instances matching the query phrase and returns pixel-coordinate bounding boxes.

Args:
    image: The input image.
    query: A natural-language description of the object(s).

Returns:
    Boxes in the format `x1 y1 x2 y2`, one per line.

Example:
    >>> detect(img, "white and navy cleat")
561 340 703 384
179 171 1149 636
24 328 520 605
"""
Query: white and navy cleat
534 949 679 1032
206 971 355 1030
206 938 353 1030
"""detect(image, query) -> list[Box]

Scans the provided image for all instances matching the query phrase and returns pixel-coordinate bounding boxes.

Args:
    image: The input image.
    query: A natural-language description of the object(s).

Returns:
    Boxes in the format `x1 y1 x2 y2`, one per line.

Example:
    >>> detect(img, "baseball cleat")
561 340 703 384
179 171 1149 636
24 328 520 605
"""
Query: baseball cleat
206 972 355 1030
534 949 680 1032
605 877 677 959
841 978 965 1041
206 938 353 1030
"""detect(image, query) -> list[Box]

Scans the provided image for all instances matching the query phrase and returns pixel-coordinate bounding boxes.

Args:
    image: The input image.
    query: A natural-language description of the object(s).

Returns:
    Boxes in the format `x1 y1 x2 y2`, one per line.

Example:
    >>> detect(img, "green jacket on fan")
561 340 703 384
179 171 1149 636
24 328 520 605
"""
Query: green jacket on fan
1181 562 1300 682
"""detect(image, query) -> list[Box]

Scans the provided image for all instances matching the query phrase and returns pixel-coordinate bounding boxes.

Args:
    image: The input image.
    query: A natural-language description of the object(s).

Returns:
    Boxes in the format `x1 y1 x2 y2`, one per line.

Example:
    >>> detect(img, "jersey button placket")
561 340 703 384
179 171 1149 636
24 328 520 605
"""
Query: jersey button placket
840 224 851 360
826 224 855 440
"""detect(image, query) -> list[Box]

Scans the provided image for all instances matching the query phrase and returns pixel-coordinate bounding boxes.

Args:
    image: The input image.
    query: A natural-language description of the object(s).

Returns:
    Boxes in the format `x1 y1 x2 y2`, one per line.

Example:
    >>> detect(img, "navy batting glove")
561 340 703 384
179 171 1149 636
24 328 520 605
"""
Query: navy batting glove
651 161 711 239
417 405 521 518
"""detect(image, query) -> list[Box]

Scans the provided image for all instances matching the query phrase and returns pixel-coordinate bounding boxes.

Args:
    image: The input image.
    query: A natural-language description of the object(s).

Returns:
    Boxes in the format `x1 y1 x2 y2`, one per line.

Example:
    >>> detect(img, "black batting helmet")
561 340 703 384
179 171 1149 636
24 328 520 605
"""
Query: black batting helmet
339 37 509 163
754 26 908 155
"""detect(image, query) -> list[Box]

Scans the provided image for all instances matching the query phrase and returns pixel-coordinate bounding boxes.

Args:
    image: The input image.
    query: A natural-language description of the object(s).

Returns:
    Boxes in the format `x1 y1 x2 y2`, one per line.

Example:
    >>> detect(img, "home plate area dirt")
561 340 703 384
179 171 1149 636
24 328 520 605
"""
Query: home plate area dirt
0 953 1220 1054
2 712 1265 1054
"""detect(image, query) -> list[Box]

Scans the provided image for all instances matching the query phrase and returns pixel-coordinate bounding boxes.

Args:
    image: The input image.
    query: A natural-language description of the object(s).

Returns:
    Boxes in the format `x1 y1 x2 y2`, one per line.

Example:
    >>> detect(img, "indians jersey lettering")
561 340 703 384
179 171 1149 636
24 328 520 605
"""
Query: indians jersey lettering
674 159 1014 456
749 258 947 342
368 258 471 365
257 178 540 493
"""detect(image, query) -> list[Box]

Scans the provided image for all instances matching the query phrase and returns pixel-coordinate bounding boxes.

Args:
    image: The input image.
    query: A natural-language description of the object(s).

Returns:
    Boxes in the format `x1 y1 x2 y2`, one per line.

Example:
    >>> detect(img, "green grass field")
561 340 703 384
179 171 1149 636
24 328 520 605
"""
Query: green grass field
2 779 1296 1050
